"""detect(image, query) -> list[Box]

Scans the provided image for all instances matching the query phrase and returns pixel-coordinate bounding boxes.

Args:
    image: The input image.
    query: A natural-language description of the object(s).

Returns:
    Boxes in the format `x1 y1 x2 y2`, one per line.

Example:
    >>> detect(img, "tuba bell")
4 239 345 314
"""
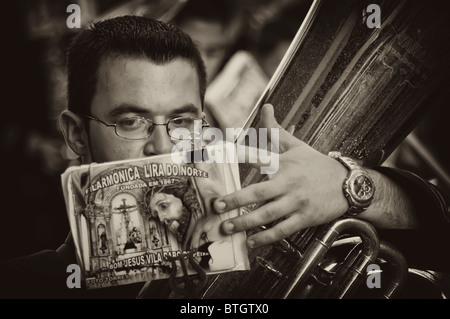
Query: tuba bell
198 0 450 299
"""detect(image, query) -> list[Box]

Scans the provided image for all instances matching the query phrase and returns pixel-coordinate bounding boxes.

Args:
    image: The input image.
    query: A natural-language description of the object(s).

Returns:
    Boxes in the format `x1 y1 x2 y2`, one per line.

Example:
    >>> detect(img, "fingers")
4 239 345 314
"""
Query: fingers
214 180 282 214
259 103 277 129
286 124 296 135
234 104 302 170
260 104 301 152
235 145 273 168
220 197 295 236
245 215 302 248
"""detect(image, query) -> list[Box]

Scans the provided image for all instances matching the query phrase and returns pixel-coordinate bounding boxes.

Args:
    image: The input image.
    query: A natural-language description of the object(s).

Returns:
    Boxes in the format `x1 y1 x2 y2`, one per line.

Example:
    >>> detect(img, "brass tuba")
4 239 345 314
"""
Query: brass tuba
138 0 450 299
197 0 450 299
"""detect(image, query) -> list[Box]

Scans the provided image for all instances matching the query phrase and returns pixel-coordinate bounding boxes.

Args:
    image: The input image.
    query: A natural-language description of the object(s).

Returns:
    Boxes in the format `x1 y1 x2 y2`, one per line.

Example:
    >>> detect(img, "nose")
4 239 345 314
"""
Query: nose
143 124 174 156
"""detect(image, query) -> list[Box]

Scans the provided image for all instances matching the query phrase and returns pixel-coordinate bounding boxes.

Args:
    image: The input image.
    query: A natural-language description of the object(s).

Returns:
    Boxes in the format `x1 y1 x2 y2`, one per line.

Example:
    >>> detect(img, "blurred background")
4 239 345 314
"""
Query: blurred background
2 0 448 263
2 0 313 262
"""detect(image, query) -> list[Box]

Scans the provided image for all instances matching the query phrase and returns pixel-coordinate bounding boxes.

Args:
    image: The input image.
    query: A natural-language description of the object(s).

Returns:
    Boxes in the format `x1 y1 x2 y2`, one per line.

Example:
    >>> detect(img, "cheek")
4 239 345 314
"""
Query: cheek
89 130 143 163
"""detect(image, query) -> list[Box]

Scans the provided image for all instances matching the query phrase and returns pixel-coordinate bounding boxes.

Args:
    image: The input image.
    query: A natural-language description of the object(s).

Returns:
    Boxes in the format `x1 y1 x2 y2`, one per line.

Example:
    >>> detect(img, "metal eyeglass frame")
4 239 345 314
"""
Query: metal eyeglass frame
78 114 210 141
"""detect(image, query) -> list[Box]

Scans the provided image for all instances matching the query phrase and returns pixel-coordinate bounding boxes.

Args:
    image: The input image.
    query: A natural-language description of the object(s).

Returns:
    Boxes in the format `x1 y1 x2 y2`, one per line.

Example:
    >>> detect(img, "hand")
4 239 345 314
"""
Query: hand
213 104 350 249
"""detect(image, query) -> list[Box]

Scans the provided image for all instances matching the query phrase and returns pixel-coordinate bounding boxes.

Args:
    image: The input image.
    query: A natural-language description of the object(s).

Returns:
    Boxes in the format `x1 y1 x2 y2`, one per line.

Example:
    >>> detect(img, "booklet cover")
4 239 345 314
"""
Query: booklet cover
61 142 249 290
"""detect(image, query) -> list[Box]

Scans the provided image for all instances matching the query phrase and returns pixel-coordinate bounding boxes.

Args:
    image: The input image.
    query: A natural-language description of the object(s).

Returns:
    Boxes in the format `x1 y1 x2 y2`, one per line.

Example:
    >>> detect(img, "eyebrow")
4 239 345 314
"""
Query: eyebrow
156 199 168 205
109 104 201 118
170 105 201 116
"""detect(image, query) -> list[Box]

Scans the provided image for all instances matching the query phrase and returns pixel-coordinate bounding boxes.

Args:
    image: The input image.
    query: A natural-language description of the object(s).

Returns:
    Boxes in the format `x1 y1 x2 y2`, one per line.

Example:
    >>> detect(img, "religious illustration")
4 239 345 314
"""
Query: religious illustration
61 143 250 290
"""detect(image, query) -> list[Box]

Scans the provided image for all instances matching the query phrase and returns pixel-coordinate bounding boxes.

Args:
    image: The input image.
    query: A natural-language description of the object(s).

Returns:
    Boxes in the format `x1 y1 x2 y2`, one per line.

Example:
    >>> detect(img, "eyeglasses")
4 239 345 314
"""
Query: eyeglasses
79 114 209 141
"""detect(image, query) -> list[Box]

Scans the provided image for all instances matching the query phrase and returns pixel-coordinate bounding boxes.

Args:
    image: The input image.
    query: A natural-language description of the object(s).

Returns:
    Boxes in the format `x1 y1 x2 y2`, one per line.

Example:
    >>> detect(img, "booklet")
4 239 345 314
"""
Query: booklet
61 142 249 290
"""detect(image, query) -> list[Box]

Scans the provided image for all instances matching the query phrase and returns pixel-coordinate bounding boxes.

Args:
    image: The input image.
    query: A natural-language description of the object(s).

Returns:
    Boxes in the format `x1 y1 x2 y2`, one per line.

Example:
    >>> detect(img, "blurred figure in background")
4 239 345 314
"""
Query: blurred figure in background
170 0 248 85
252 0 312 78
170 0 261 131
170 0 313 131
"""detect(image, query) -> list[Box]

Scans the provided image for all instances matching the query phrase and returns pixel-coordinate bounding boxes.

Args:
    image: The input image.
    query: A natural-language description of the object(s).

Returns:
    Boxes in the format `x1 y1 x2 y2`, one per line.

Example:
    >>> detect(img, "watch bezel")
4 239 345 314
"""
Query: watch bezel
345 169 375 206
329 153 375 217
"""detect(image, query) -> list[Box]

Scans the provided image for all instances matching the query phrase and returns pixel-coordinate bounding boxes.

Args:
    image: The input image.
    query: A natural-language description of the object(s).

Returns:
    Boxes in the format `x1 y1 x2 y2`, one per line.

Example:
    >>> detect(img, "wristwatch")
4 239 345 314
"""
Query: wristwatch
328 152 375 217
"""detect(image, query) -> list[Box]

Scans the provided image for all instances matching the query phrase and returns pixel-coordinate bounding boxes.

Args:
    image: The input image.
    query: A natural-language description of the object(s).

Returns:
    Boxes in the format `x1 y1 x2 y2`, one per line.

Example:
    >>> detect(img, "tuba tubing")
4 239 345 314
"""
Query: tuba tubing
377 240 408 299
273 218 380 299
199 0 450 299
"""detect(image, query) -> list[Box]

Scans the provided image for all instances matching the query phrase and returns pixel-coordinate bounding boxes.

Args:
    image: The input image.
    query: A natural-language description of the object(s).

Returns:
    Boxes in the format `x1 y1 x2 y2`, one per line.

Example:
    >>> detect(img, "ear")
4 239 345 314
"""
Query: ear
59 110 89 158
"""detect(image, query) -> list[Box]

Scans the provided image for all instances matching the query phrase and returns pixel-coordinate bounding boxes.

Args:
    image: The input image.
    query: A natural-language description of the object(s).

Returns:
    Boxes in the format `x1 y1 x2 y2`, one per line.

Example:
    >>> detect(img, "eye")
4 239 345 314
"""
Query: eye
158 201 170 210
171 117 194 127
118 117 146 131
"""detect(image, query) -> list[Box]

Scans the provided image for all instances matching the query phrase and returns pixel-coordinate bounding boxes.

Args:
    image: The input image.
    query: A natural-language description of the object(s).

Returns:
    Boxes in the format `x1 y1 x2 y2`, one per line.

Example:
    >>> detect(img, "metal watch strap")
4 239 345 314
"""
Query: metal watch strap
328 152 374 217
335 156 359 172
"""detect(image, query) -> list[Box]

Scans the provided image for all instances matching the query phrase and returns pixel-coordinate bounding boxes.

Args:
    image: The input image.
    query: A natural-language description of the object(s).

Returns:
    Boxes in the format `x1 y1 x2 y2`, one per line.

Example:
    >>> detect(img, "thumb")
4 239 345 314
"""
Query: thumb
260 103 301 153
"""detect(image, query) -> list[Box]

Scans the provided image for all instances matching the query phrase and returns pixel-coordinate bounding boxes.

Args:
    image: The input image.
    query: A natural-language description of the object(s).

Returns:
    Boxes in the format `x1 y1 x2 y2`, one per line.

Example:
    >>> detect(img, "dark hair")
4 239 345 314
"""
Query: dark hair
171 0 243 30
66 15 206 115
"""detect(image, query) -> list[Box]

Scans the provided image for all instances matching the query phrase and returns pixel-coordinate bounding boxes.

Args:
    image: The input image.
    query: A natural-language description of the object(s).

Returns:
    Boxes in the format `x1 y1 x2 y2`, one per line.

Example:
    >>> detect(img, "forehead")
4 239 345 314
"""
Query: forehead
91 56 202 117
151 193 167 202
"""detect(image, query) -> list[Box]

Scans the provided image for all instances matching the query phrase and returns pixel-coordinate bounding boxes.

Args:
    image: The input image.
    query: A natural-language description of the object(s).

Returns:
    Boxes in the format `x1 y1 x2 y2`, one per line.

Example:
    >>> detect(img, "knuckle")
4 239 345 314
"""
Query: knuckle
259 231 279 246
295 198 309 210
275 227 290 240
230 196 242 208
236 217 250 231
253 188 266 201
261 206 276 221
286 175 305 189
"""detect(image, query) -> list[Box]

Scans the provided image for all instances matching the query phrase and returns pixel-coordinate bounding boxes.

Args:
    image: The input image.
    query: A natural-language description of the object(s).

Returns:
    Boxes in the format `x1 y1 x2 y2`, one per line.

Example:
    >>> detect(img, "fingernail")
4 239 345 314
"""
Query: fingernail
223 221 234 233
247 239 256 248
215 200 226 211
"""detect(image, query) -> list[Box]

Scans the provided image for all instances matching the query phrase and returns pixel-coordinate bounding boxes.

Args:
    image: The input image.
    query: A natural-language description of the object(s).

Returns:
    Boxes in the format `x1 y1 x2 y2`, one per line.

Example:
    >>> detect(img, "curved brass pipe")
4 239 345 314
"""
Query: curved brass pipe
280 217 380 299
377 240 408 299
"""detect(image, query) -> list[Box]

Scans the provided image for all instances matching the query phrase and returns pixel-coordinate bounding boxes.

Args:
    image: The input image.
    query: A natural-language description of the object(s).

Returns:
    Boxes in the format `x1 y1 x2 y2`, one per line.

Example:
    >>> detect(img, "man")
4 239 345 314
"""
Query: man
170 0 247 85
1 15 448 299
146 183 202 247
170 0 258 131
147 184 236 273
148 189 192 244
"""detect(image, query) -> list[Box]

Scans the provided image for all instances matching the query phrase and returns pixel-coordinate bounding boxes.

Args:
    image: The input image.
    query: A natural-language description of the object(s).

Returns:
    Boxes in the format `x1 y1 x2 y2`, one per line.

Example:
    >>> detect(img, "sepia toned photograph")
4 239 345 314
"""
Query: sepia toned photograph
1 0 450 310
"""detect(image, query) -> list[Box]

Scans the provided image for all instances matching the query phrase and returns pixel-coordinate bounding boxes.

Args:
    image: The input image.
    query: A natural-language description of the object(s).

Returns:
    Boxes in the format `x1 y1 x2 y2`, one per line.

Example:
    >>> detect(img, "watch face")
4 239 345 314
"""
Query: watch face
350 174 374 202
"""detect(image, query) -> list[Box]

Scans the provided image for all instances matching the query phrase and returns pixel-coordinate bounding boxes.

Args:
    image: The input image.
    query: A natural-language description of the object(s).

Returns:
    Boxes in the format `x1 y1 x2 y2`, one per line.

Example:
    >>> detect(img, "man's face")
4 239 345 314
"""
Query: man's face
149 192 191 242
86 56 203 163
